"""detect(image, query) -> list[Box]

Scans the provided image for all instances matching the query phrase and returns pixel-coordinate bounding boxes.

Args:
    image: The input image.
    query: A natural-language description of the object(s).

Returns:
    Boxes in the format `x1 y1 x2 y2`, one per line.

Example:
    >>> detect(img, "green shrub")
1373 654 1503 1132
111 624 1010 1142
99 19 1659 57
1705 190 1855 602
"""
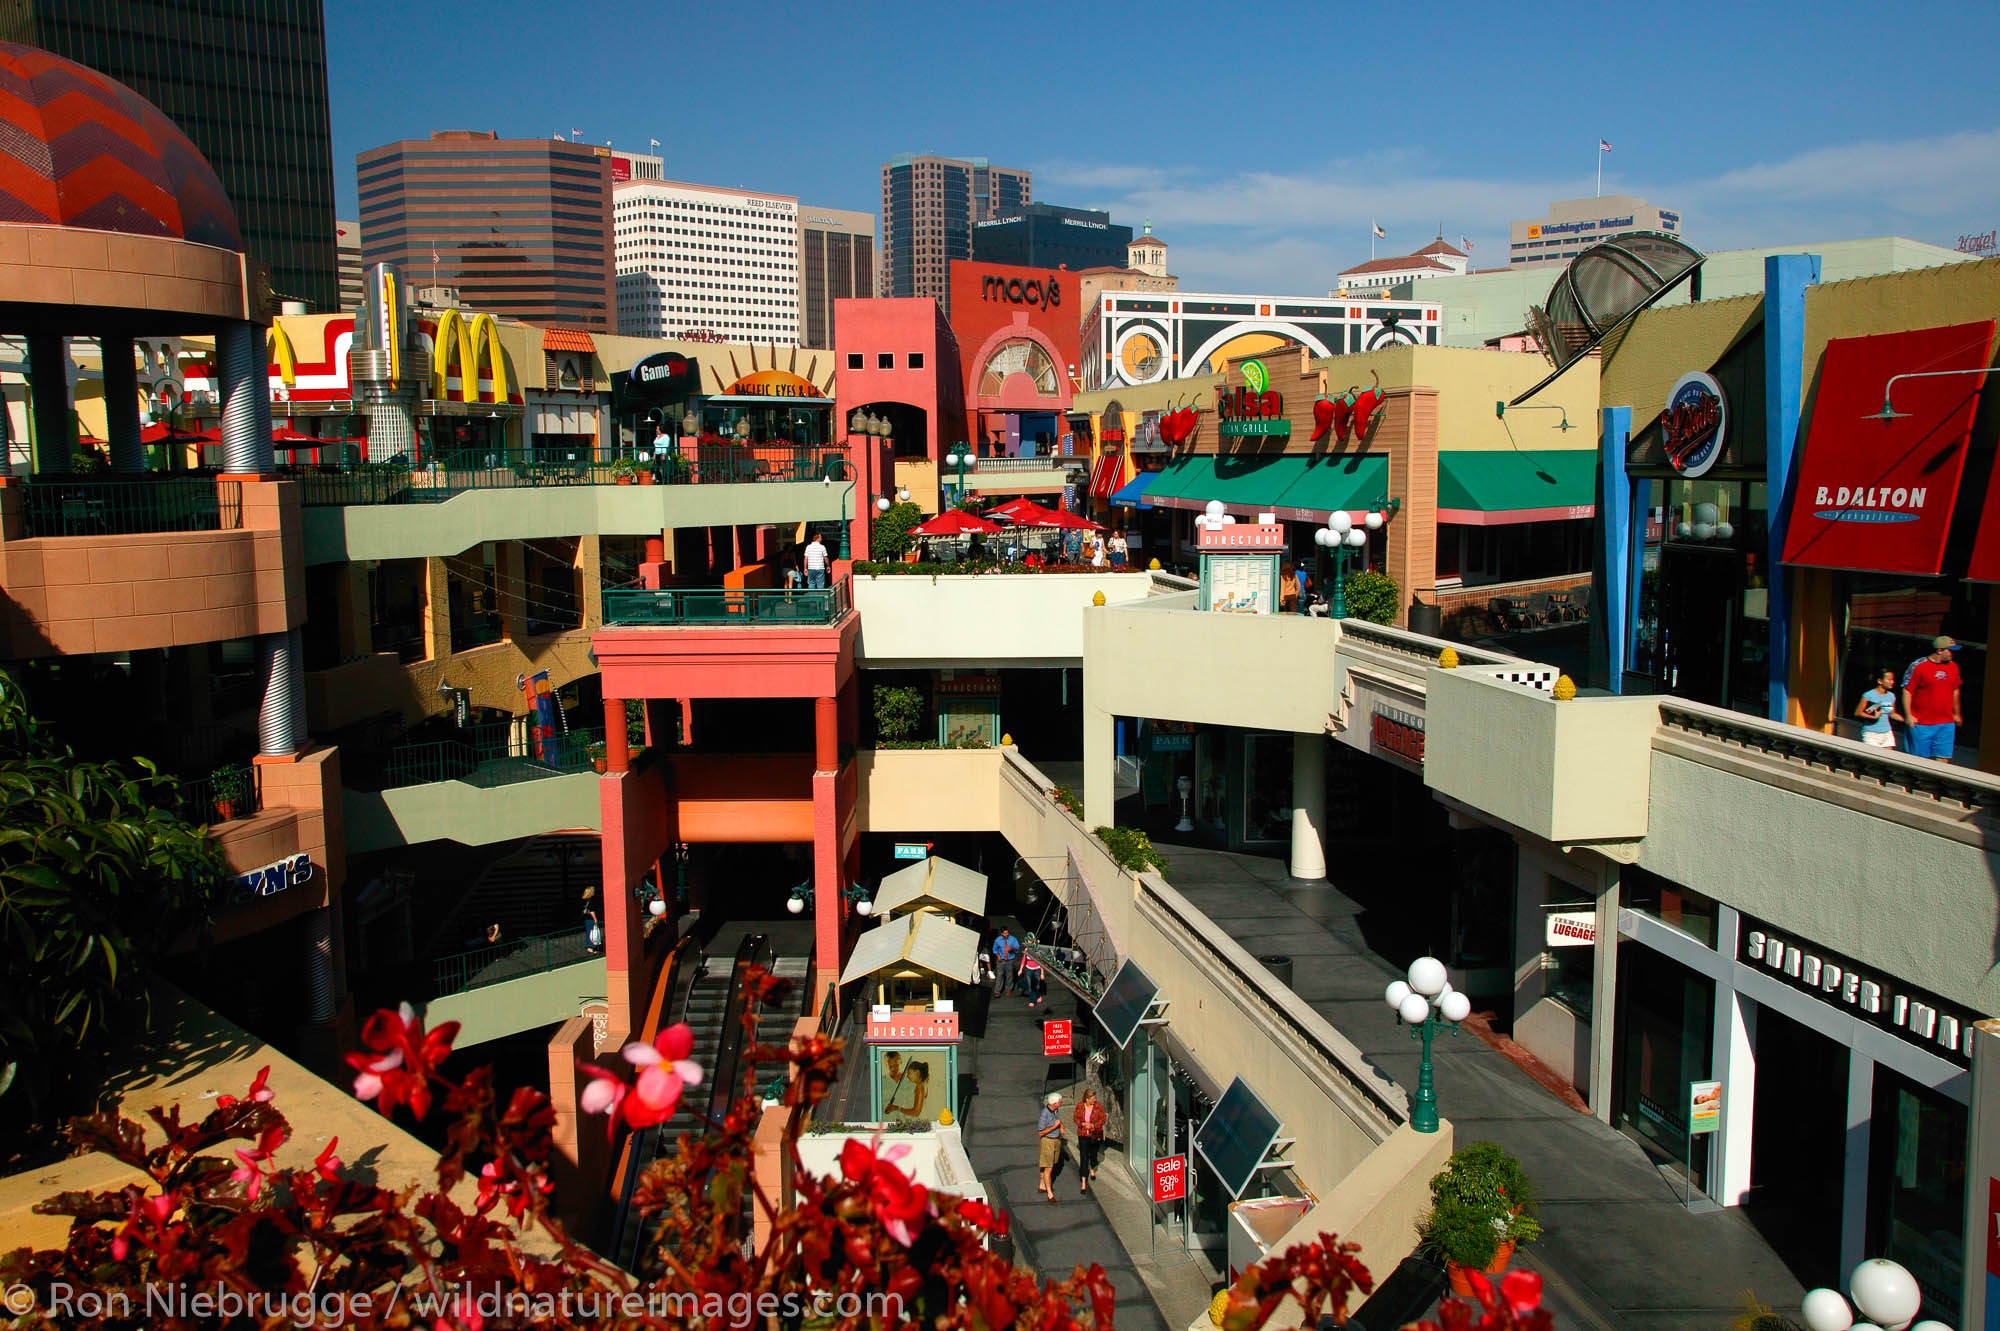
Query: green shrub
872 685 923 744
1344 569 1401 625
1050 785 1084 818
1094 825 1168 874
868 501 925 561
1416 1195 1503 1270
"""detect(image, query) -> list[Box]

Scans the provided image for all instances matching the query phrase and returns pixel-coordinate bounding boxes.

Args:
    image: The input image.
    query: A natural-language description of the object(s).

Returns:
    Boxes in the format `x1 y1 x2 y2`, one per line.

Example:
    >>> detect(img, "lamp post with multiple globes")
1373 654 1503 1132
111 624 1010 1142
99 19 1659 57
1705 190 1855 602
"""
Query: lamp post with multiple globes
1315 500 1399 619
1801 1258 1952 1331
1384 955 1470 1133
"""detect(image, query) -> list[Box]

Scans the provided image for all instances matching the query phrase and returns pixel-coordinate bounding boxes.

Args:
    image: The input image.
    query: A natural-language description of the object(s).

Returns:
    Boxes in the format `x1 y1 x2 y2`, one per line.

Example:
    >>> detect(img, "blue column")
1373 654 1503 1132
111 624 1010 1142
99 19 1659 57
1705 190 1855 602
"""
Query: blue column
1763 254 1821 723
1597 406 1634 691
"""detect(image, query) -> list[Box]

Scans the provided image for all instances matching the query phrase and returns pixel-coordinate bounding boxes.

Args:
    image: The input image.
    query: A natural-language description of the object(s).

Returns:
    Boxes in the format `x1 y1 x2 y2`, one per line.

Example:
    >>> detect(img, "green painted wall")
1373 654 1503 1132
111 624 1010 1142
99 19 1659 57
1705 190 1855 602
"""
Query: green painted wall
343 772 601 853
425 958 605 1048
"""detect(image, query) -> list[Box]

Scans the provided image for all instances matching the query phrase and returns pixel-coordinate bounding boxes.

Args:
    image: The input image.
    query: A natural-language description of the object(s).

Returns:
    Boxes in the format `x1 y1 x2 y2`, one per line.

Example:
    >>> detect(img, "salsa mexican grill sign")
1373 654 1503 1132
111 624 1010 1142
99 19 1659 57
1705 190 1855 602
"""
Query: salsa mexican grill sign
1216 359 1291 438
1780 320 1995 576
1662 371 1726 477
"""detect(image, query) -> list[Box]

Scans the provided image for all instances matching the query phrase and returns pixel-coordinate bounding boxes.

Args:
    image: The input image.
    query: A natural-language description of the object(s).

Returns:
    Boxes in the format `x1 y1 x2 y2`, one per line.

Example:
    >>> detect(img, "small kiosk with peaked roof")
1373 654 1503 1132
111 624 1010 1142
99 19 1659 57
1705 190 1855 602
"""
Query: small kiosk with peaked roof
871 853 990 924
842 898 981 1125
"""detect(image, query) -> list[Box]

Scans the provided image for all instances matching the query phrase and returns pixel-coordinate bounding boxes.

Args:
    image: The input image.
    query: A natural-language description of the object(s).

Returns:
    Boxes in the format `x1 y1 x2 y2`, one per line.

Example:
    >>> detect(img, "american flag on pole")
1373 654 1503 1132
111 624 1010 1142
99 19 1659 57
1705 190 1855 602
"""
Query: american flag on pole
1460 235 1474 252
1599 139 1612 151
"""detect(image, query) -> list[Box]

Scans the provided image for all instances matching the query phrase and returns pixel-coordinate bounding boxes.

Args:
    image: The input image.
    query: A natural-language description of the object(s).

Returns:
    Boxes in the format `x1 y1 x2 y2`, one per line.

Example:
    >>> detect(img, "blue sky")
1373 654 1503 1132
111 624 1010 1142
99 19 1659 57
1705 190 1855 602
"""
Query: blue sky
327 0 2000 293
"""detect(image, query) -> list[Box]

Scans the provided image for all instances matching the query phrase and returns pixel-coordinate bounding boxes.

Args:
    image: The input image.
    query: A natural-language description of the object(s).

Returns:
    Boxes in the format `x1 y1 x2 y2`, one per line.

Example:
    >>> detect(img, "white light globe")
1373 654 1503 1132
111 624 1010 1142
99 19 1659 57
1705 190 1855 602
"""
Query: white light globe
1440 990 1472 1023
856 899 872 916
1221 514 1237 525
1907 1321 1952 1331
1691 522 1716 541
648 898 666 917
1398 993 1431 1024
1346 528 1368 548
1385 980 1412 1009
1206 500 1226 520
1364 510 1385 531
1714 522 1735 540
1674 521 1693 538
1801 1290 1855 1331
786 895 805 915
1693 501 1720 527
1329 510 1353 534
1316 528 1334 548
876 496 891 512
1408 956 1448 996
1849 1260 1921 1331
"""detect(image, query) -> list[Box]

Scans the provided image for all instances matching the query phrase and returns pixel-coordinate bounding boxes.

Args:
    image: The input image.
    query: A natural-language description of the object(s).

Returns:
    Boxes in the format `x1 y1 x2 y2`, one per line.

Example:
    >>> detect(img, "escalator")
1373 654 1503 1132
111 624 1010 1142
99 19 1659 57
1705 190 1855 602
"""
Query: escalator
607 936 811 1272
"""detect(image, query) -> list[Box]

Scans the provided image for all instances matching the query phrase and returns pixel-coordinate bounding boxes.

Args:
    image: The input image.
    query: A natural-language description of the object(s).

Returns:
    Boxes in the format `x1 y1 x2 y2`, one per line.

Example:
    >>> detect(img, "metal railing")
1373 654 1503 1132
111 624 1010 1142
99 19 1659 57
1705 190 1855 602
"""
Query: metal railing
433 926 596 998
1658 699 1999 814
294 444 848 506
20 476 242 537
602 577 851 627
379 725 602 790
170 762 261 826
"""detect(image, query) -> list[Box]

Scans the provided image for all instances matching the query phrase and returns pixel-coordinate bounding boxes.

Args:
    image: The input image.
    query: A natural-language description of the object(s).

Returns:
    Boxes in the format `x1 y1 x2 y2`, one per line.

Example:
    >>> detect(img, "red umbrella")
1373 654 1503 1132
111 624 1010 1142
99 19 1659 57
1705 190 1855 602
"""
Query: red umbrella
986 497 1066 527
1040 508 1104 531
910 509 1003 537
272 425 328 443
139 422 216 444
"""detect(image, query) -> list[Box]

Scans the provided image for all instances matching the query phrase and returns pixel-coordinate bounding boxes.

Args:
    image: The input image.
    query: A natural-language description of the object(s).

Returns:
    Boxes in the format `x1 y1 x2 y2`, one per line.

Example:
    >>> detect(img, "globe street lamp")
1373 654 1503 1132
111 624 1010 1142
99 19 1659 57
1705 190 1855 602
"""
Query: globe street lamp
1315 499 1400 619
1384 955 1470 1134
1802 1258 1950 1331
944 443 972 503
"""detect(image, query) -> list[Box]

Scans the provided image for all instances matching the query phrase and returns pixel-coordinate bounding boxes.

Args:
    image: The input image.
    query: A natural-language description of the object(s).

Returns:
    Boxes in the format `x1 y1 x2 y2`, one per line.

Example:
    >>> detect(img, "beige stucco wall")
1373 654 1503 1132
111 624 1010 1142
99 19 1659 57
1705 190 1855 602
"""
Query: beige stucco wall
1083 597 1341 737
852 572 1153 666
1801 255 2000 372
427 957 605 1049
854 748 1005 832
343 769 600 853
1598 293 1763 415
303 481 848 565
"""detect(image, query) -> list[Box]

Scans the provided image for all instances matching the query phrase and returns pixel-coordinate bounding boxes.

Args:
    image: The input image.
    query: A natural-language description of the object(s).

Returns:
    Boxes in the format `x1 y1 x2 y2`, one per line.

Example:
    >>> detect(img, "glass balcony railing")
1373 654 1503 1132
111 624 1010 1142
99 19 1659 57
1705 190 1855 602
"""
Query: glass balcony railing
20 476 241 537
601 578 851 627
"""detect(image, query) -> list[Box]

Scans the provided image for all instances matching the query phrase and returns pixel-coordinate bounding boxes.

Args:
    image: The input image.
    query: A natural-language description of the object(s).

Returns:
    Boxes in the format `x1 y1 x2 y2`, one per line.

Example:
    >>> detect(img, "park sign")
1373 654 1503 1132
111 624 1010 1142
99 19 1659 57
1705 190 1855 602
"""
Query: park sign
893 842 932 861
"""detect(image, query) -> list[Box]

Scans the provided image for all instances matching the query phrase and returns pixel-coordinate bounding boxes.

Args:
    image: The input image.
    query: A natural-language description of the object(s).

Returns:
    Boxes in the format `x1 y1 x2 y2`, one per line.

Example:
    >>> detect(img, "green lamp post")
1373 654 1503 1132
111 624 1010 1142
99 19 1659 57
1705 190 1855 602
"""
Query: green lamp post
1385 956 1469 1133
1314 497 1400 619
944 443 972 505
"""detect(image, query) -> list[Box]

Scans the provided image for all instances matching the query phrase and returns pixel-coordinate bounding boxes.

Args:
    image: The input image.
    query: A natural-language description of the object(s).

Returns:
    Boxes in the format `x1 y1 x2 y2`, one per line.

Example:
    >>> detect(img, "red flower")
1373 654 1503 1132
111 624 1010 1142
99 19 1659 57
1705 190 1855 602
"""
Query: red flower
955 1198 1008 1235
231 1123 287 1201
346 1003 459 1119
434 1293 484 1331
578 1023 703 1138
217 1065 274 1109
312 1137 341 1184
1500 1269 1543 1315
109 1191 176 1262
838 1133 933 1246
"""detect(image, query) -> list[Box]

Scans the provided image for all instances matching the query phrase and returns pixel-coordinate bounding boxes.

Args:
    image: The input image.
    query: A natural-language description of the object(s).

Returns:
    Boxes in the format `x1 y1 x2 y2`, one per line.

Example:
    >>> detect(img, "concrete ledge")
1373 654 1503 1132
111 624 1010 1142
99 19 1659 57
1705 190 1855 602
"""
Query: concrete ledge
424 958 605 1048
343 770 601 853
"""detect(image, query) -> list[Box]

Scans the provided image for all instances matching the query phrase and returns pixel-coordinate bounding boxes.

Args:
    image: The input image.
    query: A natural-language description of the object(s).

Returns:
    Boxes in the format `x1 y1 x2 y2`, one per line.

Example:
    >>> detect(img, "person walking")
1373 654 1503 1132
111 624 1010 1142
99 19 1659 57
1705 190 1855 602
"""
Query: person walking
1108 532 1128 569
1074 1089 1107 1193
1090 537 1108 569
1038 1092 1065 1200
581 908 602 955
803 533 829 589
1855 668 1905 749
991 927 1021 996
1901 636 1963 762
1019 938 1045 1007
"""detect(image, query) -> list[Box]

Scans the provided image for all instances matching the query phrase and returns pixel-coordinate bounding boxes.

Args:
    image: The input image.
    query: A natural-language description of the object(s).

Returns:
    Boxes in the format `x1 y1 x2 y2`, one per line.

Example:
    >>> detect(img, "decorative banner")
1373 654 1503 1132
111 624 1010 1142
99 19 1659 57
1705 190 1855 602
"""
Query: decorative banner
1043 1020 1072 1057
1688 1080 1722 1134
1153 1154 1188 1203
1781 320 1995 575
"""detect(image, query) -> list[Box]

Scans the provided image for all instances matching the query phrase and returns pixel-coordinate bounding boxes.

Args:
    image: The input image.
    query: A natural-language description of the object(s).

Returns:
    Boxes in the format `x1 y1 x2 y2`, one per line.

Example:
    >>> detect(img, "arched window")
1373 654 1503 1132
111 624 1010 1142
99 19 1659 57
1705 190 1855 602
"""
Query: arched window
977 339 1059 397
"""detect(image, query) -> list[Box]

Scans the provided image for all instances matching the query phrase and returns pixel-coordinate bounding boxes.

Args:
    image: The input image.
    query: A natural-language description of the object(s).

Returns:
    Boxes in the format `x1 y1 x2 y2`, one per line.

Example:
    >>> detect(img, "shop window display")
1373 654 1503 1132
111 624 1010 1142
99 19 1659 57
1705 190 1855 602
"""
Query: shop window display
1630 479 1770 713
1869 1070 1966 1325
1614 944 1714 1188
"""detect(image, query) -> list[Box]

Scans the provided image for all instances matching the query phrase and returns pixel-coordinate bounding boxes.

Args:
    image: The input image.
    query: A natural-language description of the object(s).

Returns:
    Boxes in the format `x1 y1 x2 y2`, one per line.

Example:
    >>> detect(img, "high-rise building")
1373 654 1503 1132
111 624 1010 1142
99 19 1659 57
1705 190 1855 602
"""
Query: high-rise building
0 0 339 311
356 132 615 331
971 203 1130 273
613 175 799 343
334 219 362 312
879 154 1030 312
1508 195 1682 266
797 206 874 349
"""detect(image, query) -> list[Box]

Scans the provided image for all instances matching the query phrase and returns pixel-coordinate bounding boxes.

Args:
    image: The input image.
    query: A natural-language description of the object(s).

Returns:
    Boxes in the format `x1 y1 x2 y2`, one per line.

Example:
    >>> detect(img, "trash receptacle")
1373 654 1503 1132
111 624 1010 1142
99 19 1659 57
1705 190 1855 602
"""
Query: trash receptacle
1407 598 1443 637
1259 955 1294 988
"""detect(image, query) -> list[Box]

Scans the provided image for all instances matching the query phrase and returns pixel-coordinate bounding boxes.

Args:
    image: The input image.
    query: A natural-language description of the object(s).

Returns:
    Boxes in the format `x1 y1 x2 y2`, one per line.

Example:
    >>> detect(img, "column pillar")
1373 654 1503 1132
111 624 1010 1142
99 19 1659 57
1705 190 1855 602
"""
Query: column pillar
1839 1050 1875 1275
1082 703 1115 828
335 564 372 658
578 533 603 631
303 907 336 1025
604 694 630 772
1289 731 1326 881
100 335 144 473
1594 405 1634 691
812 695 841 995
26 331 71 473
422 556 451 662
218 321 275 476
1764 253 1821 724
1590 864 1622 1124
495 541 528 641
256 628 305 756
815 695 837 773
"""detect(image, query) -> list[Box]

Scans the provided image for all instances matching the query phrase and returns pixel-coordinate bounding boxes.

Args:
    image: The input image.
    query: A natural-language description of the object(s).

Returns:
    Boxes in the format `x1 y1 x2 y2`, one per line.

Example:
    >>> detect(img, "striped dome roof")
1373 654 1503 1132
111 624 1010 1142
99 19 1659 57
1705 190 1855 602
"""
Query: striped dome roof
0 42 241 251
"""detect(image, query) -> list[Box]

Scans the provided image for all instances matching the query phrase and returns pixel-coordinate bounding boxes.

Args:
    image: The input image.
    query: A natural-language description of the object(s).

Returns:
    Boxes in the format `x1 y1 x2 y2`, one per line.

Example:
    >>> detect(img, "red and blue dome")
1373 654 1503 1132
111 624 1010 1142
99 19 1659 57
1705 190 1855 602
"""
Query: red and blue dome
0 41 241 252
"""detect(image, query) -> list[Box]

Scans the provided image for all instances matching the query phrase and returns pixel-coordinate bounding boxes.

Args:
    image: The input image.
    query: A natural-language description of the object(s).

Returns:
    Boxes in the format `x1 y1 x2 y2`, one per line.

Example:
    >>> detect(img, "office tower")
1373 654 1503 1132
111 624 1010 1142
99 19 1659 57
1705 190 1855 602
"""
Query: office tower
797 206 875 349
357 132 615 330
613 176 799 343
0 0 340 310
880 154 1030 312
971 203 1131 273
1509 195 1682 266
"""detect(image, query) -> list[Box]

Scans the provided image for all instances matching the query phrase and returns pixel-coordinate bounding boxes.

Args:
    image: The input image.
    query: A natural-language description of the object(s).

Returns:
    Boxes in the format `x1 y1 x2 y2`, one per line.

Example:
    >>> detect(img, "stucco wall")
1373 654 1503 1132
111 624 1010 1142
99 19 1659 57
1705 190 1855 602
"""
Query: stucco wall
1598 293 1764 416
854 748 1005 832
426 958 605 1049
1083 597 1341 737
307 631 598 733
1801 255 2000 371
343 769 600 853
852 572 1152 666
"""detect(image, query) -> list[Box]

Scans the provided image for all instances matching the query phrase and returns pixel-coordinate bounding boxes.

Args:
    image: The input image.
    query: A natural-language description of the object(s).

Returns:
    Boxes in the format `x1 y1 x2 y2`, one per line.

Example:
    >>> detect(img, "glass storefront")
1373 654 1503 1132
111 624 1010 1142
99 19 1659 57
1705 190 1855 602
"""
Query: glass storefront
695 396 834 445
1613 942 1715 1189
1630 477 1771 714
1869 1069 1967 1326
1833 574 1987 753
1124 1037 1239 1257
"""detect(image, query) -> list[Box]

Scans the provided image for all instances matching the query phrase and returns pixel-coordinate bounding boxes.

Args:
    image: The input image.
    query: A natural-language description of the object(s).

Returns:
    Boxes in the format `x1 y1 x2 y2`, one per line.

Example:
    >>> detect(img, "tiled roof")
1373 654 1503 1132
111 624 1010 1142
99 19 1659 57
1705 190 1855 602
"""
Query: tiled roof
1416 238 1468 258
1338 255 1453 277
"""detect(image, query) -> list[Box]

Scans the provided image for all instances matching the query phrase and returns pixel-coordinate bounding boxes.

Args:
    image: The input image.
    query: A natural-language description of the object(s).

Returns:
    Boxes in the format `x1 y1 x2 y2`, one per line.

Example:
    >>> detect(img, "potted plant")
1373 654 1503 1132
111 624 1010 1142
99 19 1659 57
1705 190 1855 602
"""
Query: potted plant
612 457 640 486
1421 1142 1540 1286
586 741 607 774
209 766 249 823
1417 1196 1502 1294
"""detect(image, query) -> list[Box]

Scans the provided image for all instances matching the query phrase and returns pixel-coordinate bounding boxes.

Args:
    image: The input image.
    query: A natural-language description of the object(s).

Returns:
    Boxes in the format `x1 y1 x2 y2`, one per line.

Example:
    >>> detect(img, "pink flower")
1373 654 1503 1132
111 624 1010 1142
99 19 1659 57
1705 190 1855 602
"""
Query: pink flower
344 1002 458 1119
313 1137 341 1184
434 1294 484 1331
839 1133 934 1246
217 1065 274 1109
230 1124 287 1201
579 1023 702 1137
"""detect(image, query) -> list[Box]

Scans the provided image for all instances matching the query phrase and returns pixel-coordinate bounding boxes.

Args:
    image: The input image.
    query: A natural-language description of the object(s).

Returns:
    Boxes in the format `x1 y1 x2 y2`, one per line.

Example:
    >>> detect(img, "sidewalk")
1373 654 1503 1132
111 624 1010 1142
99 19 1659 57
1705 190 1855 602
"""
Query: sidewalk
956 953 1211 1331
1161 846 1802 1331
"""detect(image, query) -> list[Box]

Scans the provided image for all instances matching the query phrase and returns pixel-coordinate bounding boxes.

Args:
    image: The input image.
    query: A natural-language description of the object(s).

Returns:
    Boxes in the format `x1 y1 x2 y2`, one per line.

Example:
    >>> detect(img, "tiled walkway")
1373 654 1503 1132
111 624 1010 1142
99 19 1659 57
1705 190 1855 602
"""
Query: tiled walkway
1162 846 1803 1331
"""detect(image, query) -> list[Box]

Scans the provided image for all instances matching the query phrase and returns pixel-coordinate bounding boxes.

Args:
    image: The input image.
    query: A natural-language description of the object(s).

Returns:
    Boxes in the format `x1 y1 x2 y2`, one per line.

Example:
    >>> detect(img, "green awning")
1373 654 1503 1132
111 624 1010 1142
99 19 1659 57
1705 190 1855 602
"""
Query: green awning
1146 452 1388 520
1437 450 1598 524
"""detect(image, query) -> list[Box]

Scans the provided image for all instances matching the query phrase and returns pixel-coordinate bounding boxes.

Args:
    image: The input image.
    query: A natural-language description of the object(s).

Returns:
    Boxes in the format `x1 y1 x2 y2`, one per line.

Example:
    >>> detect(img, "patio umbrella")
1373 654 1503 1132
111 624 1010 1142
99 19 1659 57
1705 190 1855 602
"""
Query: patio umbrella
139 422 217 444
1039 508 1104 531
910 509 1002 537
985 497 1065 527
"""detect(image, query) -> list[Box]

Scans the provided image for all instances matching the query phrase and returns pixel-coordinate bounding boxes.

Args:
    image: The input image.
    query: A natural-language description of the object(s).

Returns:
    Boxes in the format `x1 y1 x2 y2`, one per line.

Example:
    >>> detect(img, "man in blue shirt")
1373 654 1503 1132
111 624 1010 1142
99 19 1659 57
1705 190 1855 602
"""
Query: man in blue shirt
991 928 1021 996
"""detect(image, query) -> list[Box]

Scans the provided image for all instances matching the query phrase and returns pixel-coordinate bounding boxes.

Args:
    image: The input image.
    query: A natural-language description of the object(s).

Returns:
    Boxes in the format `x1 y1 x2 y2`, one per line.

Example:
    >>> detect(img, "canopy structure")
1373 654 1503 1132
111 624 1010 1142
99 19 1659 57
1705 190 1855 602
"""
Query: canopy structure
1435 450 1597 525
911 509 1002 537
1109 469 1161 509
839 910 981 987
1145 453 1389 523
139 423 219 444
872 855 989 921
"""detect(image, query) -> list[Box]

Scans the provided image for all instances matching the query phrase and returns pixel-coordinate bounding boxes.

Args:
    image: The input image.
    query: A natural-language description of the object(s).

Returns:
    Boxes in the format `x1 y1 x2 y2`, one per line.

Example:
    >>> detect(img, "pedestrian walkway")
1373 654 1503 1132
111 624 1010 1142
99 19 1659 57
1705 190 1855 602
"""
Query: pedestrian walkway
1161 846 1802 1331
955 955 1196 1331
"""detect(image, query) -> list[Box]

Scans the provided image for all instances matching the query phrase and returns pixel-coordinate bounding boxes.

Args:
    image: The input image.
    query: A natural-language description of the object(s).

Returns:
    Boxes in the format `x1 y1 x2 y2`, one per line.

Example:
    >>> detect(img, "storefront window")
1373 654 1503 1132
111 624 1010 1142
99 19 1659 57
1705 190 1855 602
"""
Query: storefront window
1542 881 1596 1019
1241 734 1294 844
1869 1071 1967 1325
1614 944 1714 1187
1630 478 1769 714
1836 576 1986 751
696 401 833 446
1621 867 1718 948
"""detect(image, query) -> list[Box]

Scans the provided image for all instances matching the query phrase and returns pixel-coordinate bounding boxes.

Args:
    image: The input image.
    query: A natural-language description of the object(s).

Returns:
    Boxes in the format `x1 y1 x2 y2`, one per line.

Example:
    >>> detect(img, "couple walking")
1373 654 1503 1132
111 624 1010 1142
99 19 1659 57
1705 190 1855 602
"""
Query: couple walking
990 927 1046 1005
1036 1088 1107 1200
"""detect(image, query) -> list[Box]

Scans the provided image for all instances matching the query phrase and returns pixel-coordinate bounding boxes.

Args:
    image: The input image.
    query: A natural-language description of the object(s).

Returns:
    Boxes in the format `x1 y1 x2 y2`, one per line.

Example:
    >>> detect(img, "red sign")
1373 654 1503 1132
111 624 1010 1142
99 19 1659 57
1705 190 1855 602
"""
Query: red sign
1371 708 1425 767
609 155 632 183
1197 522 1286 551
1152 1155 1187 1203
1043 1020 1072 1057
1215 385 1284 421
1781 321 1995 576
866 1011 961 1044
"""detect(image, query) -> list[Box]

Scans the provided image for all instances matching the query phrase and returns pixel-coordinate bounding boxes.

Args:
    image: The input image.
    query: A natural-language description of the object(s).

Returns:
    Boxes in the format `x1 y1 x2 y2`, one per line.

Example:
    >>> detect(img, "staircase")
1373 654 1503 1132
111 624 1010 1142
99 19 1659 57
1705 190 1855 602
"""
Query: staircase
430 833 602 958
